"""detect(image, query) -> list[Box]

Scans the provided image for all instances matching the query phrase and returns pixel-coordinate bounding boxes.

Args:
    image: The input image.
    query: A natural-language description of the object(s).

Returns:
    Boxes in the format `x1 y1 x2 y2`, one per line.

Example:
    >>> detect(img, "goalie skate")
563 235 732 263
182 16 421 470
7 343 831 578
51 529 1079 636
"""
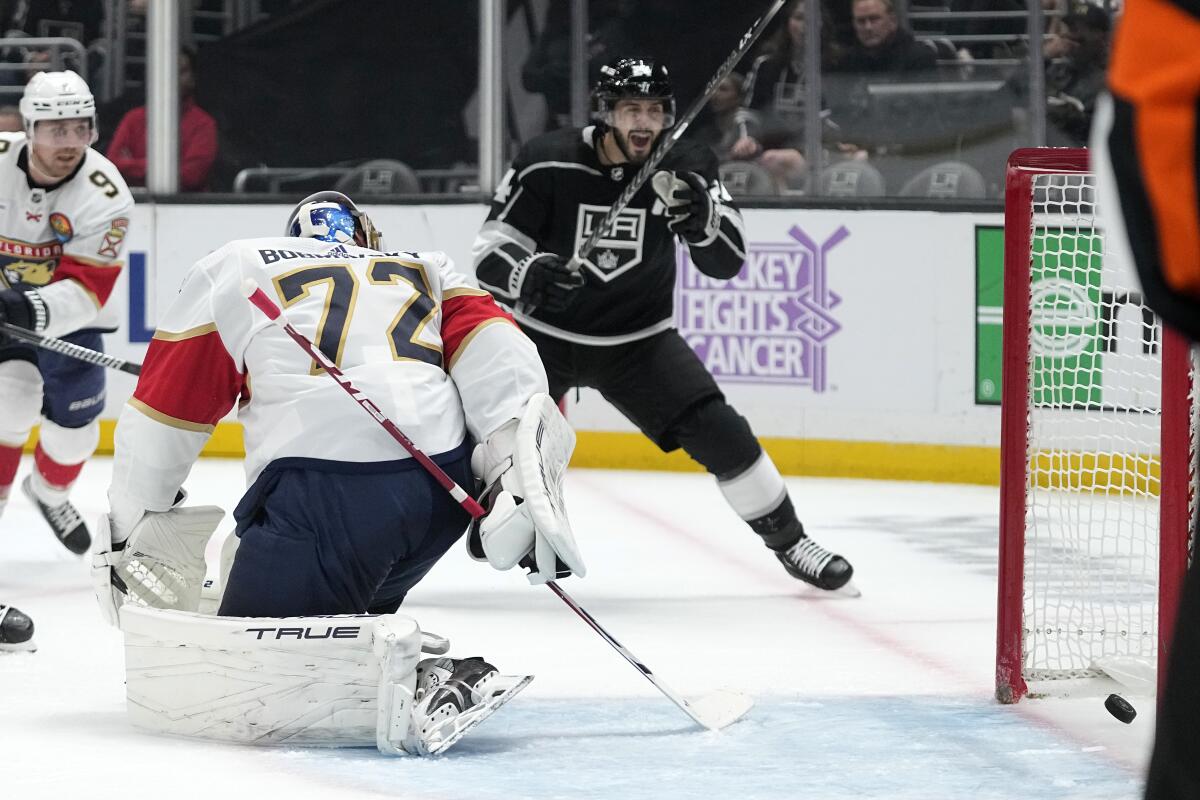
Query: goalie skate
411 657 533 756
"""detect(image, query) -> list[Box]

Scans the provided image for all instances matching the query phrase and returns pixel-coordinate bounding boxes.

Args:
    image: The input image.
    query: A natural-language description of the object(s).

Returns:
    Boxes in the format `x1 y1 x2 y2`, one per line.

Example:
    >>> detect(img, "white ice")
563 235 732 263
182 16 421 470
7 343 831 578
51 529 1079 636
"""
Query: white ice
0 458 1155 799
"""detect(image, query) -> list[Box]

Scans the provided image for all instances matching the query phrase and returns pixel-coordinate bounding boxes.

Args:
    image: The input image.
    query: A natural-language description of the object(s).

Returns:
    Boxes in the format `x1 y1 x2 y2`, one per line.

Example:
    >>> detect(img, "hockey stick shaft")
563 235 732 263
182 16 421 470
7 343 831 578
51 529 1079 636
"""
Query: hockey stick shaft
244 278 739 730
540 577 732 730
241 279 485 518
571 0 786 267
0 321 142 375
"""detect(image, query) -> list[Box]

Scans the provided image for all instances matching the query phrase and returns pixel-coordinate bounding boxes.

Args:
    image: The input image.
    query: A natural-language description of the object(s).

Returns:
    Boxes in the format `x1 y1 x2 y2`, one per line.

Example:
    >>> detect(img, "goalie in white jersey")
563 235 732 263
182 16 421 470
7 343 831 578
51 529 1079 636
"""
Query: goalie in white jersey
93 191 584 755
0 71 133 563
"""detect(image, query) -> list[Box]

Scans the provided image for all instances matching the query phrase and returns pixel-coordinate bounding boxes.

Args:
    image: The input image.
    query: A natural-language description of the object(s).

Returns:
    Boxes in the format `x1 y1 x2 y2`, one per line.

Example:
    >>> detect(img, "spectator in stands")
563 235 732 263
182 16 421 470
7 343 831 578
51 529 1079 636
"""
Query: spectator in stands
734 0 850 187
106 48 217 192
521 0 625 130
1043 2 1109 146
946 0 1026 60
0 105 20 132
691 73 761 163
839 0 936 74
4 0 104 94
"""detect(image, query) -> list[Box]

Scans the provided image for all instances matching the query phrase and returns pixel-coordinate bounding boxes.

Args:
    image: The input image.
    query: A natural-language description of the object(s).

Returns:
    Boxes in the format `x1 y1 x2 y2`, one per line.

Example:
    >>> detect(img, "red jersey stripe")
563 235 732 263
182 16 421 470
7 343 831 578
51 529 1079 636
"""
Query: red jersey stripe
52 254 122 307
441 292 517 368
133 330 243 427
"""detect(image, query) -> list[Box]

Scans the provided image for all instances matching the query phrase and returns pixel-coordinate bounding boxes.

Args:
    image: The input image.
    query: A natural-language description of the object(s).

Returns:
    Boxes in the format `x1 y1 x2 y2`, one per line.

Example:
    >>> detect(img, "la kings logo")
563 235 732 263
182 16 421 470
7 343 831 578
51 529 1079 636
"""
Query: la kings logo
575 204 645 282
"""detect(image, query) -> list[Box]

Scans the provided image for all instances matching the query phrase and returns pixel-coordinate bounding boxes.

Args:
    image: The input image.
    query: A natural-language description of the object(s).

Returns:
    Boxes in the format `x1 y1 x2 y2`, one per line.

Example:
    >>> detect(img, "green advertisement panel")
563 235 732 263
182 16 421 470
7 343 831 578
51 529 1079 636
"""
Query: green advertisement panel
975 225 1105 407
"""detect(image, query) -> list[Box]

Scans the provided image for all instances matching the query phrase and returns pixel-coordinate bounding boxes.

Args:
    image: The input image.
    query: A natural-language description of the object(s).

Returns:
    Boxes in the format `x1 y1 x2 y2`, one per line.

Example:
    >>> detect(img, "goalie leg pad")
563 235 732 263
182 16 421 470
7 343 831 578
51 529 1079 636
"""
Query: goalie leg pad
119 605 424 751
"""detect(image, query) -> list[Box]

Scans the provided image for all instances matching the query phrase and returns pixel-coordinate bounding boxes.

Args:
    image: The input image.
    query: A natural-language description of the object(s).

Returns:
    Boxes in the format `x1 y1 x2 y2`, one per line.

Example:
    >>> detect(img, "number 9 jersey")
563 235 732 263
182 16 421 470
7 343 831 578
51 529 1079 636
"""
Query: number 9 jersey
0 130 133 337
109 236 549 514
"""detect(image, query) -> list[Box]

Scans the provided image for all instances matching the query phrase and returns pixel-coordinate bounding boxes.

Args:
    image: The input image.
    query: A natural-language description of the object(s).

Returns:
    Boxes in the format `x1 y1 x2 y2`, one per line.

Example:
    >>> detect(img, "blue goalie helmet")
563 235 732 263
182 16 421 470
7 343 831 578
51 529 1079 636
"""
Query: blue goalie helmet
285 190 383 249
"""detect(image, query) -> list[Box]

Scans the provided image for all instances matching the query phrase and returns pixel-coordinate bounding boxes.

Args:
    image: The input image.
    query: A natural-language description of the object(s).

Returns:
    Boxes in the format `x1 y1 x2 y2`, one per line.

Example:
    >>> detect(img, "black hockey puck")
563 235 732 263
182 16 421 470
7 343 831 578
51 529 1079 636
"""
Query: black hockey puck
1104 693 1137 724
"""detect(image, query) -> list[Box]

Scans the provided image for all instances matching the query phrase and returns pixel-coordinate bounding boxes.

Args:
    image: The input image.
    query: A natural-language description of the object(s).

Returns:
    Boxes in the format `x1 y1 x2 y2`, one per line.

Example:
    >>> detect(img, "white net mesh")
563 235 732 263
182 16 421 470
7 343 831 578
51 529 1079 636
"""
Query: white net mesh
1022 172 1163 681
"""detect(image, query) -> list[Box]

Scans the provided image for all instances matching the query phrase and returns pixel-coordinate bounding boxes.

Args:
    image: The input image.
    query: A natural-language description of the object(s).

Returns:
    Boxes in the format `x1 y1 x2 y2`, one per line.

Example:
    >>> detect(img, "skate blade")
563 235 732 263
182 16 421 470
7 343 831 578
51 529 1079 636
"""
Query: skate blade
689 689 754 731
0 639 36 654
420 674 533 756
832 579 861 598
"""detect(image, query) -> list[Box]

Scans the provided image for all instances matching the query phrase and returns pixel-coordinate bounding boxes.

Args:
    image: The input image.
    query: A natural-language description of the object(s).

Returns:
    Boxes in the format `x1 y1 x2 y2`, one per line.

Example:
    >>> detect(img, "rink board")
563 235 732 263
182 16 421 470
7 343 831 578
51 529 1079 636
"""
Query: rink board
58 201 1142 484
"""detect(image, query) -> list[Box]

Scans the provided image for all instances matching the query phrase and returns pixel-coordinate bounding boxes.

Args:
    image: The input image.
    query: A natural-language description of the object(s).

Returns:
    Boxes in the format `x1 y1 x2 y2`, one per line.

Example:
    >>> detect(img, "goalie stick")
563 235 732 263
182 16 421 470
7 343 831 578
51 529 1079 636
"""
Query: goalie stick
243 278 752 732
0 321 142 375
570 0 786 269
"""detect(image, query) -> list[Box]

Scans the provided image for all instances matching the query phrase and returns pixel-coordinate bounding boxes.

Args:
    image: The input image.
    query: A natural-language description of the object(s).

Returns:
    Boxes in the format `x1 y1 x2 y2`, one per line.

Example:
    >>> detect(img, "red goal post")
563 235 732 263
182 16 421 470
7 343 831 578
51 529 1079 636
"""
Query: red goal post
995 147 1195 704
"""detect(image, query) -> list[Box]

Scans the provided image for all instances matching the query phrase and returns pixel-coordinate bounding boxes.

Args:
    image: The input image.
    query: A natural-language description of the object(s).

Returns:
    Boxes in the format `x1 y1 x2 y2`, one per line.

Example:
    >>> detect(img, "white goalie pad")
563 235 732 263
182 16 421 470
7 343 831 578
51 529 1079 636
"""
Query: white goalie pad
514 393 581 577
118 605 424 752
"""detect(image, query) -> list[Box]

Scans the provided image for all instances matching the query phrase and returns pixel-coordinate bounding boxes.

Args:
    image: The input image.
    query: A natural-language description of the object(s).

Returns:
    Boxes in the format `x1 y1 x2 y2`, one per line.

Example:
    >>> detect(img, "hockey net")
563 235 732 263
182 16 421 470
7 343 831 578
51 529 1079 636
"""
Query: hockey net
995 148 1198 703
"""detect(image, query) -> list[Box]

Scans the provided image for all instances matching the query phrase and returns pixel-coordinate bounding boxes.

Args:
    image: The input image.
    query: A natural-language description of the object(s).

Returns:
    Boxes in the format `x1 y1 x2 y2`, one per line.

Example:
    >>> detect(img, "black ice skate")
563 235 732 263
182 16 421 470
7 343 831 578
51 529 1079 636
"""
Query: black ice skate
0 604 35 652
776 535 854 591
22 475 90 555
410 656 532 755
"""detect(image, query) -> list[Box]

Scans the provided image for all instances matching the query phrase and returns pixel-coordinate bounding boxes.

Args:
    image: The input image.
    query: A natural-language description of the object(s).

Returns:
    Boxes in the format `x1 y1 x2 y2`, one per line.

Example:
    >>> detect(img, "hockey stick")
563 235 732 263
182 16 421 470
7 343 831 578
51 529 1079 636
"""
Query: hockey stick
570 0 786 268
0 321 142 375
242 278 752 732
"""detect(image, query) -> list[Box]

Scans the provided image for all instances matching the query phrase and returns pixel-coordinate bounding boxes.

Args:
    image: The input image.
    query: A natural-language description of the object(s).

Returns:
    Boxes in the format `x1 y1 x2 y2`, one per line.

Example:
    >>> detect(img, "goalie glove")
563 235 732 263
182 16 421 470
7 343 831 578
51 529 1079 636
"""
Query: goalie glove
652 170 720 246
92 503 225 627
466 393 585 584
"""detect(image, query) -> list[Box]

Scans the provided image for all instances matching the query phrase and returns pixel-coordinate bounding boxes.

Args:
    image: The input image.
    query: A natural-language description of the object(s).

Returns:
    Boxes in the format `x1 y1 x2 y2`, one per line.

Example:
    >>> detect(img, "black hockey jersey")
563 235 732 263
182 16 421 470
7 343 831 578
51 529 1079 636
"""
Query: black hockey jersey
472 126 747 344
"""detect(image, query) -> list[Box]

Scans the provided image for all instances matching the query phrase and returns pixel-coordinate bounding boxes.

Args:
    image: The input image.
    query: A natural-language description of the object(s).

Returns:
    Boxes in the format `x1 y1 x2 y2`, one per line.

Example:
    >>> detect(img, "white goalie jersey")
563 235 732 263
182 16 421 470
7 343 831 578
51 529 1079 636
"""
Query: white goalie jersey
109 236 548 515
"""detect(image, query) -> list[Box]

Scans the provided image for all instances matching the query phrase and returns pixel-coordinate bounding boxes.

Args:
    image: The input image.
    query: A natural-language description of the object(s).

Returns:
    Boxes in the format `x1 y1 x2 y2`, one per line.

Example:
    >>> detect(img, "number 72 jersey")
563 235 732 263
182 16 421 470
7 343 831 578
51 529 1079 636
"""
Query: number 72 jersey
117 236 546 500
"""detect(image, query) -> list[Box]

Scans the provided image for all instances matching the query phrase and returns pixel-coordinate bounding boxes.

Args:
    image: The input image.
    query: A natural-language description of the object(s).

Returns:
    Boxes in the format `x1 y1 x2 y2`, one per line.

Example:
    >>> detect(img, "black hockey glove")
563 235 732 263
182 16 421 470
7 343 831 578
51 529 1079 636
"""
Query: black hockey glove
652 170 720 245
0 288 37 332
515 252 585 314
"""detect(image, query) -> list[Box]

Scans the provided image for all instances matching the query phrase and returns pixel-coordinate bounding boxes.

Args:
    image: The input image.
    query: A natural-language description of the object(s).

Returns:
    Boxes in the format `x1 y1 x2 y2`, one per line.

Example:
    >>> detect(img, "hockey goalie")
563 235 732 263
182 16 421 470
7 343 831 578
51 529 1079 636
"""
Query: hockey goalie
91 192 584 756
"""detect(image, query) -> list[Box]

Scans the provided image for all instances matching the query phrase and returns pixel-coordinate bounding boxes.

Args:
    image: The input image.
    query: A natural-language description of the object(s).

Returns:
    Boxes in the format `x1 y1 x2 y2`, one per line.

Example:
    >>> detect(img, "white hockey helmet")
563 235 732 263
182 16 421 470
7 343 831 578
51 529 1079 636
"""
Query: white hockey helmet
285 190 383 250
20 70 97 144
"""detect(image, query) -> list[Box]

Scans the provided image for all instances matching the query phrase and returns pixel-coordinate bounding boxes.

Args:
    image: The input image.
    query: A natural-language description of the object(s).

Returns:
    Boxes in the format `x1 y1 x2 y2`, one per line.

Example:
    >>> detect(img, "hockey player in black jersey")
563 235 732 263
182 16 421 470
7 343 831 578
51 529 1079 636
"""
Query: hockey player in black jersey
472 57 853 591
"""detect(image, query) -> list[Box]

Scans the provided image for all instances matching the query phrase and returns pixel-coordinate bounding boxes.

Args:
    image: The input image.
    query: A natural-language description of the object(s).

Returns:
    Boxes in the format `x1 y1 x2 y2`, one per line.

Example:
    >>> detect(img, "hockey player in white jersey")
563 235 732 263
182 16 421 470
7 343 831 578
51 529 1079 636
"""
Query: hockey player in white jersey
92 192 583 755
0 70 133 565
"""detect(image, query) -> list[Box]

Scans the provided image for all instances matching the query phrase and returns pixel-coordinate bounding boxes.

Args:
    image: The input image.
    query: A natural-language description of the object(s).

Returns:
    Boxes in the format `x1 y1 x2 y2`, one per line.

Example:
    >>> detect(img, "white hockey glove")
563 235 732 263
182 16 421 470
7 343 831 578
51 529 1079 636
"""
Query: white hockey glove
652 170 721 246
466 393 585 584
92 503 225 627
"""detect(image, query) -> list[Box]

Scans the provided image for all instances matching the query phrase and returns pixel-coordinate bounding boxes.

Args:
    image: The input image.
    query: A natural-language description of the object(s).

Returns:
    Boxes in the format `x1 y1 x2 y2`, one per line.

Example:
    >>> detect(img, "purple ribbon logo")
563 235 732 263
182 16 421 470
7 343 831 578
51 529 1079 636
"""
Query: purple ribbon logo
675 224 846 390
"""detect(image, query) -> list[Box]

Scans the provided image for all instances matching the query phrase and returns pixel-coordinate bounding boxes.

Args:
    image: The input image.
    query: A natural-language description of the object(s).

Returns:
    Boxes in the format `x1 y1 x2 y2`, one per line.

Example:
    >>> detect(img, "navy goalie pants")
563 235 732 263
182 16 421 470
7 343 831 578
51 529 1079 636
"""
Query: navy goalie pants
218 441 474 618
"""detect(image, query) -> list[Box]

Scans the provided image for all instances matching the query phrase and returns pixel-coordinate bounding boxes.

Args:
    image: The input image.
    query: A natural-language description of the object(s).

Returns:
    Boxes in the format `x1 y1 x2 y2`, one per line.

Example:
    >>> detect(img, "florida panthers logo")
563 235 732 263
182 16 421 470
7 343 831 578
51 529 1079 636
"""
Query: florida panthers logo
3 259 53 286
574 205 645 282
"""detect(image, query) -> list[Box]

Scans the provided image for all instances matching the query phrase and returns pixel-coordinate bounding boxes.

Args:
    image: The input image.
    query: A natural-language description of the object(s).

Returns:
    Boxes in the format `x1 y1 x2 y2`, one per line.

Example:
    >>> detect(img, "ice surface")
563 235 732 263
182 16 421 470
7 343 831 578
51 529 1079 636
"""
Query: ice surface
0 458 1155 799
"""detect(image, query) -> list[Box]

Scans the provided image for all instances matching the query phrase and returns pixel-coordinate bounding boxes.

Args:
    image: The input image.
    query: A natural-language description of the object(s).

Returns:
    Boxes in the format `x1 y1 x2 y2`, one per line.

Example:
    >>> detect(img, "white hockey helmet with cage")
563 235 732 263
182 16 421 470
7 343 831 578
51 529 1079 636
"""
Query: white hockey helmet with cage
285 190 384 250
20 70 97 145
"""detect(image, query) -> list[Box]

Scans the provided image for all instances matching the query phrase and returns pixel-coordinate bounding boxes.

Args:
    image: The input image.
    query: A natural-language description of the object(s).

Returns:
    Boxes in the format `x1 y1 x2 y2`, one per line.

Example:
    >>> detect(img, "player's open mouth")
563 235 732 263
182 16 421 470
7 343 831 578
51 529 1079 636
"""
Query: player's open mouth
629 131 653 149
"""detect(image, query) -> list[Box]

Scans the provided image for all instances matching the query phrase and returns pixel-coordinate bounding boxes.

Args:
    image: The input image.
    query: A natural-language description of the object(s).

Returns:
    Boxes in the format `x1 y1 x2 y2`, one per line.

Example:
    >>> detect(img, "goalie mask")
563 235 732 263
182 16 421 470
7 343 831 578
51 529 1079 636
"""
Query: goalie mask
286 191 383 250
